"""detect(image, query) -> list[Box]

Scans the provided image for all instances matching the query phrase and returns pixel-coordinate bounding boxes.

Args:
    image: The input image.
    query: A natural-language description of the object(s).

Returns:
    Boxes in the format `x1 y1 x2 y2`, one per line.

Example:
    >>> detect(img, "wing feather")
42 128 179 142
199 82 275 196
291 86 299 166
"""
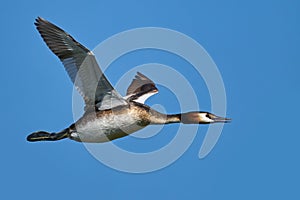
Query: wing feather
126 72 158 104
34 17 127 110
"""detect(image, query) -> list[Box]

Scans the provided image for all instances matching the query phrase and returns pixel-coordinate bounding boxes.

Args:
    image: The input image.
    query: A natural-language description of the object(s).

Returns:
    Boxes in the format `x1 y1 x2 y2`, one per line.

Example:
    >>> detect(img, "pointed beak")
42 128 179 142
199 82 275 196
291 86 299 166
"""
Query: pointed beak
212 116 231 123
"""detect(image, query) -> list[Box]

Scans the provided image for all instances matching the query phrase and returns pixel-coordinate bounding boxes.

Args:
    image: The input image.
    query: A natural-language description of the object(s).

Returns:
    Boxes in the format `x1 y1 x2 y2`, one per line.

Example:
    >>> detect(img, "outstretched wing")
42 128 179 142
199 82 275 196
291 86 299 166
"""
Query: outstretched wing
35 17 127 110
126 72 158 104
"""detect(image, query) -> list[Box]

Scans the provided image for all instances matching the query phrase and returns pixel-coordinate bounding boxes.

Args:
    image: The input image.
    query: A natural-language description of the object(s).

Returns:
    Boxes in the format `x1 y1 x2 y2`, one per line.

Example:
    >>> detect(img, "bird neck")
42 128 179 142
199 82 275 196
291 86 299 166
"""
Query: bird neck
148 110 203 124
148 113 180 124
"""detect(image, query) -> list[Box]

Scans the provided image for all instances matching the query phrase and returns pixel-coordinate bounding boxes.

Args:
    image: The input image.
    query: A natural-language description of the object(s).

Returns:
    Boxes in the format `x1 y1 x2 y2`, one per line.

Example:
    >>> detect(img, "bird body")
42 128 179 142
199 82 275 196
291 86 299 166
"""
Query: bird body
27 17 230 143
70 103 149 142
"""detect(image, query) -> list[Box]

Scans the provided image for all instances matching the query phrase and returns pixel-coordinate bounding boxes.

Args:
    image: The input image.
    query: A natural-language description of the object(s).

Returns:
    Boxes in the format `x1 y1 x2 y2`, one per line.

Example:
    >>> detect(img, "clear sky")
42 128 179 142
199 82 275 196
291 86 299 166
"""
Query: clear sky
1 0 300 199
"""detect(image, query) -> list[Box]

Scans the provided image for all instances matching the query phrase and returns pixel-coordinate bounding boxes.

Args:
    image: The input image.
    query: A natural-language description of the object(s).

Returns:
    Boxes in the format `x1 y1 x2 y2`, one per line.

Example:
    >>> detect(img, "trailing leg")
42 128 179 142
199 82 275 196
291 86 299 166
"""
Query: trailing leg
27 129 69 142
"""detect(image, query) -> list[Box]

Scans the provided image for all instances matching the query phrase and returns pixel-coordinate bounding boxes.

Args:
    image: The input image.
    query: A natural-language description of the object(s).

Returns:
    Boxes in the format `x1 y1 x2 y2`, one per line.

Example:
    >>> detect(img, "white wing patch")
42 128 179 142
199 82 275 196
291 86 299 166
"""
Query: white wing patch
132 91 158 104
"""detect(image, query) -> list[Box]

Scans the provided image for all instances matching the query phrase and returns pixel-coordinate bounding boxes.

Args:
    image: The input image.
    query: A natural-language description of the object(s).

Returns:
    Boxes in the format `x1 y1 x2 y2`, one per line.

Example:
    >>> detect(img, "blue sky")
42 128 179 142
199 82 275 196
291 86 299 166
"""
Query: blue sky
1 0 300 199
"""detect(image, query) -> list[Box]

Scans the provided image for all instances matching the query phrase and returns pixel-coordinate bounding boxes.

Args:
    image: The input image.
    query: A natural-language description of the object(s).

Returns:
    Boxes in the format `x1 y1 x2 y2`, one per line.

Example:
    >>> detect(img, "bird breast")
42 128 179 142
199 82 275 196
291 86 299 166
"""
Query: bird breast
71 108 148 142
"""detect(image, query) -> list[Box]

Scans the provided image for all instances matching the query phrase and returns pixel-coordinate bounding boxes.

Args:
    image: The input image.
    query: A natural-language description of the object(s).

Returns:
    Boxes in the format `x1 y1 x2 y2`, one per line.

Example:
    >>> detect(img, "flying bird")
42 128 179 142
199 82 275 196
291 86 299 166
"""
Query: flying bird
27 17 230 143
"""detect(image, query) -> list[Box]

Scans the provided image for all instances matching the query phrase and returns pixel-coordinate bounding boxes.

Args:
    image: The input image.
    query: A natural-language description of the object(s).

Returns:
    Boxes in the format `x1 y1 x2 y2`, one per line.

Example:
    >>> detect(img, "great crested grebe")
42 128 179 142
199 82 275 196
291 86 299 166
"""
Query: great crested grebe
27 17 230 143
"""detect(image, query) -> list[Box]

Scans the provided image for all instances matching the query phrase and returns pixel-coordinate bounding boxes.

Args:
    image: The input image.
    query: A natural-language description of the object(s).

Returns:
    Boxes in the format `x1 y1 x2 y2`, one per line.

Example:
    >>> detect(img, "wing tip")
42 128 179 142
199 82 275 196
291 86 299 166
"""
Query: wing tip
34 16 47 27
135 71 153 81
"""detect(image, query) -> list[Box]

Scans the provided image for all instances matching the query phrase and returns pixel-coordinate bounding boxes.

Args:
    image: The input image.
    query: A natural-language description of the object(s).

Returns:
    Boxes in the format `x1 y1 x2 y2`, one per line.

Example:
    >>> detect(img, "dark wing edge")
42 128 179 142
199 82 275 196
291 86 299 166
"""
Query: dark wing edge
126 72 158 103
126 72 158 95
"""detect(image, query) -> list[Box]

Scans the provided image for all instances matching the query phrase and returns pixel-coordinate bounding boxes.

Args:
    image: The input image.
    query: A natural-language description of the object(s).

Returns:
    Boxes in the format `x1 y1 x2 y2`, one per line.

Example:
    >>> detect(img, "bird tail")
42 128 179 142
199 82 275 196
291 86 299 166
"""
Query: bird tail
27 129 69 142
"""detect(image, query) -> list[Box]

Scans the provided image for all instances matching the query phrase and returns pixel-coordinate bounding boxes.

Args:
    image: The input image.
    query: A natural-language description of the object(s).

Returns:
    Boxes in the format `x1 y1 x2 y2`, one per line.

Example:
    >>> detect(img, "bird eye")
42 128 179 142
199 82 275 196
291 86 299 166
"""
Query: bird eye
206 114 210 118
